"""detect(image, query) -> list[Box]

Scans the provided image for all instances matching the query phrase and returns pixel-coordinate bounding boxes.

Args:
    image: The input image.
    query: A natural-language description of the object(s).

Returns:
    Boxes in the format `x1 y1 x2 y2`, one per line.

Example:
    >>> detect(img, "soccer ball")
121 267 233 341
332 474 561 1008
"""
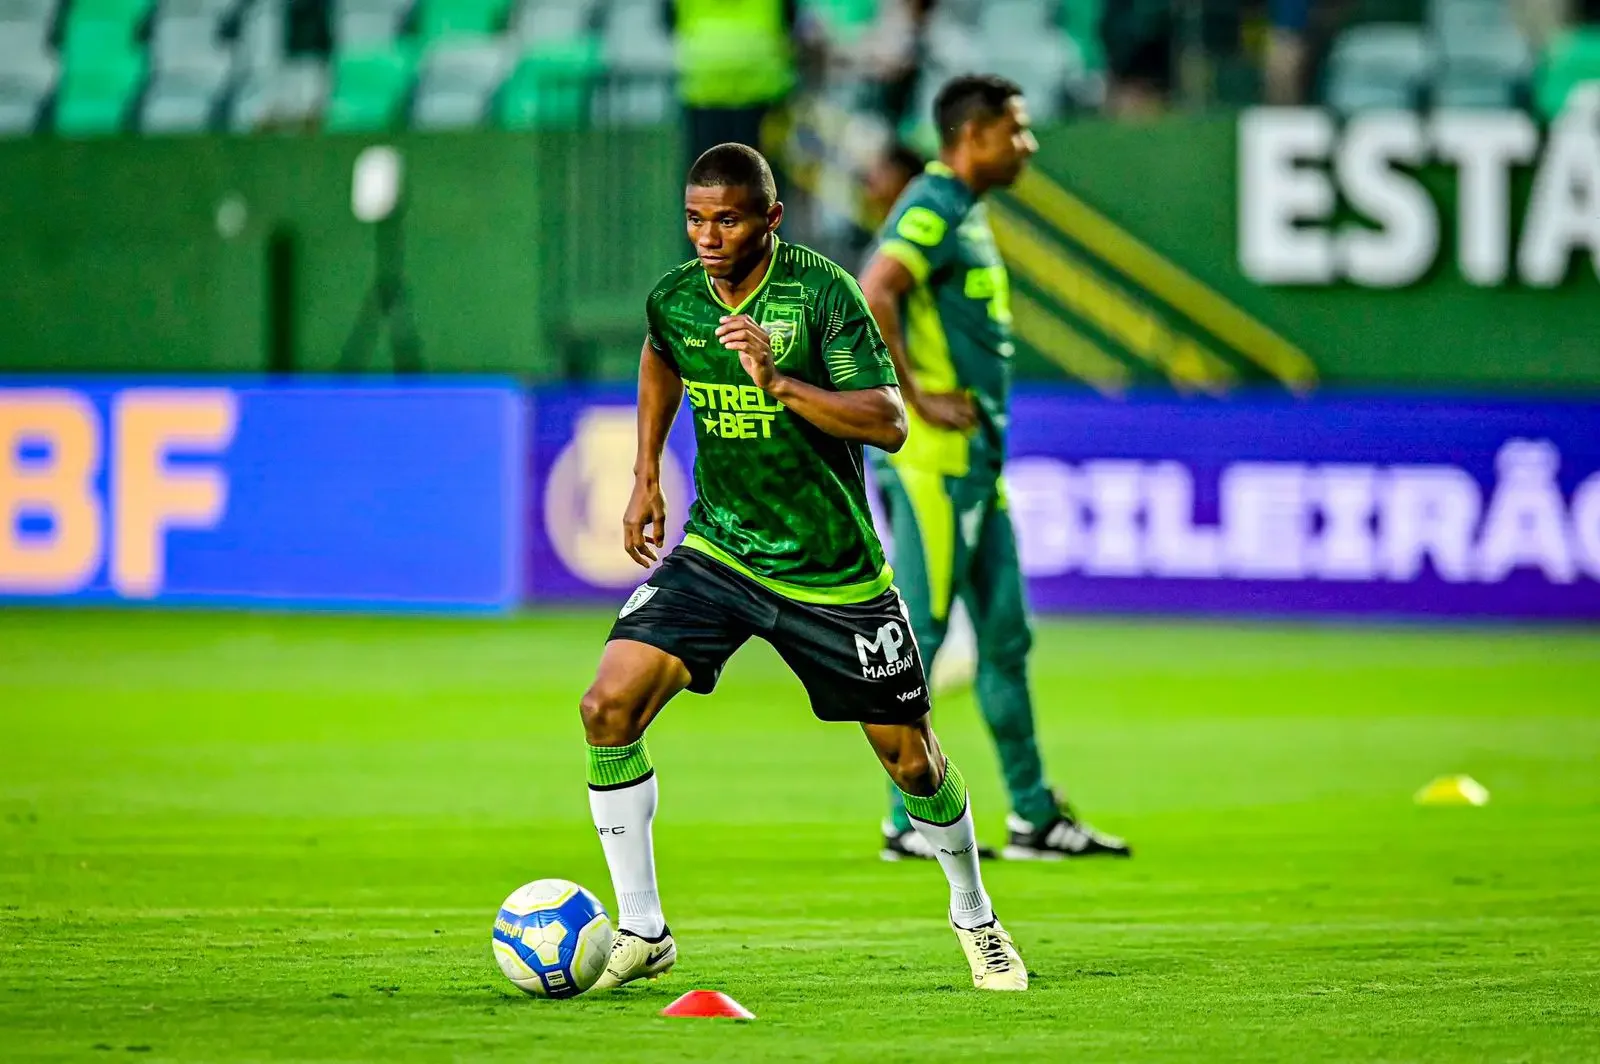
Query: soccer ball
492 879 613 998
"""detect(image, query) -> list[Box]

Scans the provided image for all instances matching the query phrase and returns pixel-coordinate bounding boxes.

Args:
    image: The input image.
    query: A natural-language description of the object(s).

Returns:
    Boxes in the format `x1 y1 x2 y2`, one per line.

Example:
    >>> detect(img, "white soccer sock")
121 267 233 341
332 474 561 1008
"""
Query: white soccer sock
910 805 995 930
588 774 665 938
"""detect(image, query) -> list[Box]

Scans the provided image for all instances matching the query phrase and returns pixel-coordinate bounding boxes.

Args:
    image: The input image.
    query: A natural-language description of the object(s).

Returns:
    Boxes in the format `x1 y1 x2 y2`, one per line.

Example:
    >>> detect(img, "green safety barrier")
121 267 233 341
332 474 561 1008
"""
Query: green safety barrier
1 115 1595 391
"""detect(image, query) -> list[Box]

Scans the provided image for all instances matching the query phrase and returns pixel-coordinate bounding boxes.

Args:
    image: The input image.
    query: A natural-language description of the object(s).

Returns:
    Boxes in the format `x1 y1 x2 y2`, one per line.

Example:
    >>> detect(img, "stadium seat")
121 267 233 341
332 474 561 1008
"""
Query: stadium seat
140 46 230 131
412 36 506 128
334 10 401 46
0 45 54 136
420 34 508 83
411 87 485 126
1535 29 1600 118
160 0 240 19
510 0 593 43
140 76 219 131
65 0 152 44
229 57 328 130
0 93 42 134
0 15 49 54
1424 0 1530 110
978 0 1050 37
0 0 59 21
1324 23 1433 112
593 77 670 125
600 0 670 76
326 45 415 130
0 22 54 75
63 16 139 66
495 36 600 129
1433 68 1517 108
1426 0 1509 37
75 0 151 14
55 48 146 135
237 0 285 69
150 14 220 67
333 0 410 48
416 0 510 43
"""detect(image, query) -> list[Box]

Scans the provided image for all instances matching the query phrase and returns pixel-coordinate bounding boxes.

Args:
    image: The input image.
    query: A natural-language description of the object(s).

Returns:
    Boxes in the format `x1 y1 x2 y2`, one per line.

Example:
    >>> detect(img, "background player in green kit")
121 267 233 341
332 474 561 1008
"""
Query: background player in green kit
860 75 1132 862
578 143 1028 992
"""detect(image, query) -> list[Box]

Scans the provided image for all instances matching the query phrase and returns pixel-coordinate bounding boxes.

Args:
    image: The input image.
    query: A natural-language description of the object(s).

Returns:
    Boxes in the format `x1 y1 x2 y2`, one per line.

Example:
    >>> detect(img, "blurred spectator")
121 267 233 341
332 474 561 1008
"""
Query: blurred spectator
1514 0 1569 49
1102 0 1175 117
286 0 331 57
1515 0 1600 49
1265 0 1310 103
670 0 798 165
1101 0 1243 117
854 0 938 131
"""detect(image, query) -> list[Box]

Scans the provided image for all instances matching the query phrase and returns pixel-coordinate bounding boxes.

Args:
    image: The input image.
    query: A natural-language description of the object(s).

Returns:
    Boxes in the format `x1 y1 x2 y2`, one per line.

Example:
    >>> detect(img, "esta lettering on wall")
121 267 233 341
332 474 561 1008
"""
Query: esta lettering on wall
1239 108 1600 288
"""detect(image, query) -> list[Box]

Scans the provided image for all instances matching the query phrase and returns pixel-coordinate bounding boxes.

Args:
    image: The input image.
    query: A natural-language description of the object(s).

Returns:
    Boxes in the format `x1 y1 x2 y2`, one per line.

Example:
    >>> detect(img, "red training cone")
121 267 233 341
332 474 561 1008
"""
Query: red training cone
660 990 755 1020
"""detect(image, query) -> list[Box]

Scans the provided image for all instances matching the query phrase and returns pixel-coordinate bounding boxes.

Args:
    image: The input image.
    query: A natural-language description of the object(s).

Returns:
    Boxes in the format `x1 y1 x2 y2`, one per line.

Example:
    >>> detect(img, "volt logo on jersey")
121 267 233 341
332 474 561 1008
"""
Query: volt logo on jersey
619 584 658 618
856 620 914 679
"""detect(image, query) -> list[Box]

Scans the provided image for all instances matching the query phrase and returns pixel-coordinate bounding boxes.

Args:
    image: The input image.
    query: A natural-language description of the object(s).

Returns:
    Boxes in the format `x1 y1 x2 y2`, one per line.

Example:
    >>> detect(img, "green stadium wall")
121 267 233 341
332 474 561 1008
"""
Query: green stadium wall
0 129 681 379
1015 113 1600 394
2 115 1596 391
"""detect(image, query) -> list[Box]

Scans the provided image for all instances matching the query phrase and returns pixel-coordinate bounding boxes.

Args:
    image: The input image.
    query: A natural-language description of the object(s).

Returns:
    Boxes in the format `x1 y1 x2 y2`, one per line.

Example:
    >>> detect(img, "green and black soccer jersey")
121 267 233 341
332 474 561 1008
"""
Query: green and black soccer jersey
644 238 900 604
873 161 1013 480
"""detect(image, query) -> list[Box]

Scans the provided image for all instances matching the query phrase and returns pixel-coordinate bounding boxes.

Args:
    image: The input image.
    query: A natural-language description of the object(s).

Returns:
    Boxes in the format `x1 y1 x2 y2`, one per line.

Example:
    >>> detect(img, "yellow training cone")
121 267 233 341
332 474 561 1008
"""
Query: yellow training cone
1415 775 1490 806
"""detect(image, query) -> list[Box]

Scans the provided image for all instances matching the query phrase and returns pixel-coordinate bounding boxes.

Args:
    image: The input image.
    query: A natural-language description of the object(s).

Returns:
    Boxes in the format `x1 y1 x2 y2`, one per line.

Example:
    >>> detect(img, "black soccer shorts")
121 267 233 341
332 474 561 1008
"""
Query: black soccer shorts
607 548 933 725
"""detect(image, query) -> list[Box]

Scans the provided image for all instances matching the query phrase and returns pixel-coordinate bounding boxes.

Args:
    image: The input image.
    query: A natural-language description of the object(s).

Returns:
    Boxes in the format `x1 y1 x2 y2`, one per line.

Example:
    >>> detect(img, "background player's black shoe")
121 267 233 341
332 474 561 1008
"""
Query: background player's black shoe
1001 803 1132 859
880 822 998 862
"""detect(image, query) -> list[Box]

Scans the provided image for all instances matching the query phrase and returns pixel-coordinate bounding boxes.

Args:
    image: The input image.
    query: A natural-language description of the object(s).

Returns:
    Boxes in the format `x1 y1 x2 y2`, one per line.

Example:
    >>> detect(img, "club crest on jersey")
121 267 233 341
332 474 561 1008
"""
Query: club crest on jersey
760 303 805 363
619 584 658 618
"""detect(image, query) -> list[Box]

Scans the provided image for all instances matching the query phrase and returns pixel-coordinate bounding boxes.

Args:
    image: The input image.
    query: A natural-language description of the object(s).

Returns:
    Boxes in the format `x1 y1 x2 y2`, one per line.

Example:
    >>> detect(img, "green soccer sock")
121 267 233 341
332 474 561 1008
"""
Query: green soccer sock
899 758 969 826
586 738 653 789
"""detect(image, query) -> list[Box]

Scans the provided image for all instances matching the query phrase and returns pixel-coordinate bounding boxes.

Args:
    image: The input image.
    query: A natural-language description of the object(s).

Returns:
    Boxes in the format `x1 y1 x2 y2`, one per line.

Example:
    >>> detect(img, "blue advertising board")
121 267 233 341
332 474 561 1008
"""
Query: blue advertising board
1004 392 1600 619
0 380 524 611
527 388 1600 620
526 385 695 603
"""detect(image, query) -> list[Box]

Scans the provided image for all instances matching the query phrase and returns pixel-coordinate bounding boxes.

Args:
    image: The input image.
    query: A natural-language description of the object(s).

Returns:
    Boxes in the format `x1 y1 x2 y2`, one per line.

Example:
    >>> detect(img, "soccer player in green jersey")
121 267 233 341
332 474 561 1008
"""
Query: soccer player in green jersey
579 143 1028 992
860 75 1132 862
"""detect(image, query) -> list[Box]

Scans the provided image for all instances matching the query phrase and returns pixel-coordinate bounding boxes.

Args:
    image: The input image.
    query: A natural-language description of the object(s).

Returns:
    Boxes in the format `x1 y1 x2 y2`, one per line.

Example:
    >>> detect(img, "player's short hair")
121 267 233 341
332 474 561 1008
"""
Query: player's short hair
933 74 1024 147
686 143 778 211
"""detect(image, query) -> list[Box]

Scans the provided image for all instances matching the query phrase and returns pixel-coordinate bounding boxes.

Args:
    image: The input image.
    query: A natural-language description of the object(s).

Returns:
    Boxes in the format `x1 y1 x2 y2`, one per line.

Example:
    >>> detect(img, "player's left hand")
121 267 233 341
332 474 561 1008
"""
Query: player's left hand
718 315 780 391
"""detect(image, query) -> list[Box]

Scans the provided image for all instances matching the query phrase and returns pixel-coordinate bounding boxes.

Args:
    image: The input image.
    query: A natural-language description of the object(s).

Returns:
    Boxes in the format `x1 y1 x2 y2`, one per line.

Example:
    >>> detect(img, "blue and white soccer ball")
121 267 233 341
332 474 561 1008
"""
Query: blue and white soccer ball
492 879 613 998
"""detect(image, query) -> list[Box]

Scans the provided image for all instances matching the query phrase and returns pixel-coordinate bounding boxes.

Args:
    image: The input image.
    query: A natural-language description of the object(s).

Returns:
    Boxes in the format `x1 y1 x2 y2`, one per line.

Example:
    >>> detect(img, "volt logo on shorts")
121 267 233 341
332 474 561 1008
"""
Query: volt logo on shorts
855 620 913 680
619 584 658 618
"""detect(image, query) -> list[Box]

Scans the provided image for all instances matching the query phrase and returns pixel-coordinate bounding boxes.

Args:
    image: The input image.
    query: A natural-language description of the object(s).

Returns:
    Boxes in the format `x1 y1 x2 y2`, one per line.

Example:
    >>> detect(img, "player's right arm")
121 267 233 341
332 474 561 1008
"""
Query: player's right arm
623 331 684 569
860 202 978 432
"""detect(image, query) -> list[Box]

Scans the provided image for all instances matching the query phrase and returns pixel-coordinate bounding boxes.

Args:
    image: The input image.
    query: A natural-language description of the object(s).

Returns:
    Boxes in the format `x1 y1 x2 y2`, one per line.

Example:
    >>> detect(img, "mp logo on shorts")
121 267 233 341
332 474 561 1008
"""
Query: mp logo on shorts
619 584 658 618
856 620 914 680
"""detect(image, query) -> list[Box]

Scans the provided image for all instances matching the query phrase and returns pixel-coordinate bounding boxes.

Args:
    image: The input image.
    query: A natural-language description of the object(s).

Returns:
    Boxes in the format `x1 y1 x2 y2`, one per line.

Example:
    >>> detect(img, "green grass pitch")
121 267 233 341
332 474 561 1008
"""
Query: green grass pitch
2 609 1598 1062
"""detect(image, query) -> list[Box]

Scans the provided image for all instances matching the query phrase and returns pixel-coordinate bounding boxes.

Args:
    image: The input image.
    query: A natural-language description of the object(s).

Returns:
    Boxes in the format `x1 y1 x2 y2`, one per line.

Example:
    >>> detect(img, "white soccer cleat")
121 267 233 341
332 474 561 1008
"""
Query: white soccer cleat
953 917 1028 991
592 927 676 990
